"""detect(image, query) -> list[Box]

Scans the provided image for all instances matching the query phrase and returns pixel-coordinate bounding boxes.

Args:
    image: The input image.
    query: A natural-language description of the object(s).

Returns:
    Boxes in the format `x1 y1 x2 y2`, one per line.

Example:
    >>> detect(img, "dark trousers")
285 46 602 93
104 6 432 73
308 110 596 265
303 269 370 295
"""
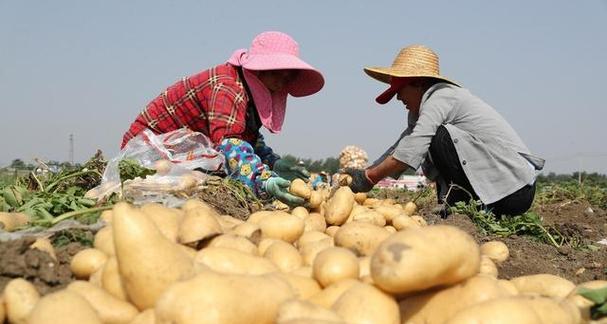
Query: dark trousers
429 125 536 216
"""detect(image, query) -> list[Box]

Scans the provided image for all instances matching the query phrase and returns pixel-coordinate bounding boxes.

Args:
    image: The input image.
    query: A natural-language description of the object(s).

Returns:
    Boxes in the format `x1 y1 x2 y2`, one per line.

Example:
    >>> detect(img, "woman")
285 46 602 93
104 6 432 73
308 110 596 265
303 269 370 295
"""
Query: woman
345 45 544 217
121 31 324 205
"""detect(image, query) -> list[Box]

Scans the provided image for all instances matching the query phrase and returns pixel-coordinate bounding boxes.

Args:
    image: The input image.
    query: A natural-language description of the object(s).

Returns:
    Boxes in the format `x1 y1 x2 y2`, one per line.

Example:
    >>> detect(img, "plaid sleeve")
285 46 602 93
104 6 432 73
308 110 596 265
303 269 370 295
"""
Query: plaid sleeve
218 137 275 196
254 133 281 168
206 80 248 144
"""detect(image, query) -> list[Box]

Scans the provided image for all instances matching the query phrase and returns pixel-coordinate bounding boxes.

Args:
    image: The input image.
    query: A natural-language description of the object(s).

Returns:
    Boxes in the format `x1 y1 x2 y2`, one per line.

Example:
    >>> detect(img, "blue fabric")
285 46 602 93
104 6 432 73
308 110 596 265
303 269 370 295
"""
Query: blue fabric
218 137 275 196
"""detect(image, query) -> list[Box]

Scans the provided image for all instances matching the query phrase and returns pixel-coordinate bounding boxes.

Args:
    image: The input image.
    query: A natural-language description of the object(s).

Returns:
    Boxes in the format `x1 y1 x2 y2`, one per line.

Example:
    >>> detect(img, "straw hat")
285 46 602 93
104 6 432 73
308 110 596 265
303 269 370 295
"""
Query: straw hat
364 45 460 104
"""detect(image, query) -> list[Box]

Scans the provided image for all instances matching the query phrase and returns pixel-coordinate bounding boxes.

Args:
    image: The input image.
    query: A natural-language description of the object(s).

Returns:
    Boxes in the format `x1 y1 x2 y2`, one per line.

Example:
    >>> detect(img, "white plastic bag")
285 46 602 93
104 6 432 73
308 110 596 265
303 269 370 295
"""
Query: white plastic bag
91 128 225 199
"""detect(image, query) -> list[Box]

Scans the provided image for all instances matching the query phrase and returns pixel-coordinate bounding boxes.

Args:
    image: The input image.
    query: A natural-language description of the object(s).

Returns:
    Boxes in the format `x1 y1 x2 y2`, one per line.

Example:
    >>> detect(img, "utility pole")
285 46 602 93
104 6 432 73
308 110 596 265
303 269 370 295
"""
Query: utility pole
69 133 74 165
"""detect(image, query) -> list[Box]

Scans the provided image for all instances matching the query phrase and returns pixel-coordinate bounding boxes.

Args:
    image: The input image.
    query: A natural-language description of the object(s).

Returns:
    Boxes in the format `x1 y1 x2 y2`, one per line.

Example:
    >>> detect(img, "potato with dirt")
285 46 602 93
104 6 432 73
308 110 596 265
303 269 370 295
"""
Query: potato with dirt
370 225 480 295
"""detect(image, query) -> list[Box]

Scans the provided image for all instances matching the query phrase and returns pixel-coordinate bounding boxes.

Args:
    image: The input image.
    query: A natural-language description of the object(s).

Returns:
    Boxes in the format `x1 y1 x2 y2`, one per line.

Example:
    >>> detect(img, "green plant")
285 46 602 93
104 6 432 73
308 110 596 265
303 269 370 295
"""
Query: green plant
578 286 607 320
450 200 564 248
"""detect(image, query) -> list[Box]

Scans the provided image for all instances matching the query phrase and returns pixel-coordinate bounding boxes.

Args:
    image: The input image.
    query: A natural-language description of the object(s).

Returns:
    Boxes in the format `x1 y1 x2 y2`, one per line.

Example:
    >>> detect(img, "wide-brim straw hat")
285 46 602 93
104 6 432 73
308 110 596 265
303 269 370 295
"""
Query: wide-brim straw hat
228 31 324 97
364 45 460 104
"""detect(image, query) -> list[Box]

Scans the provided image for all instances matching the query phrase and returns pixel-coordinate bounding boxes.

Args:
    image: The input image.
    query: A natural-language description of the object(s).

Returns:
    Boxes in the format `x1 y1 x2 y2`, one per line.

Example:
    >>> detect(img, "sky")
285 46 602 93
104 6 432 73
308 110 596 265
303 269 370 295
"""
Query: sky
1 0 606 175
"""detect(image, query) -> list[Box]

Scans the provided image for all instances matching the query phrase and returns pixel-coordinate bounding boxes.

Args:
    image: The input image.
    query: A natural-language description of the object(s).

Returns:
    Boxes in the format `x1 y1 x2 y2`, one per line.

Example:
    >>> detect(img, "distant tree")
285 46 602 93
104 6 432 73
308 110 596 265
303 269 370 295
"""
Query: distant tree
10 159 26 169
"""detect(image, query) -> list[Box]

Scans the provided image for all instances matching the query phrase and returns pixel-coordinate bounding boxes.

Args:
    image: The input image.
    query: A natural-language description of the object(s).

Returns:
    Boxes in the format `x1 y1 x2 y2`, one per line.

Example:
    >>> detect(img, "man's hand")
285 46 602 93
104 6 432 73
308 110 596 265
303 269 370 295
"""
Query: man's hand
273 159 310 181
343 168 376 193
264 177 305 206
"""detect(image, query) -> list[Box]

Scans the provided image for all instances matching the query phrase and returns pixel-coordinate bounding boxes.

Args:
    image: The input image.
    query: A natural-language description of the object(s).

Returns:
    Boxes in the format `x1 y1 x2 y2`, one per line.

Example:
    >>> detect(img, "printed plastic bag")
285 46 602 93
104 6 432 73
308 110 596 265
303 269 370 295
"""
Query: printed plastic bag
90 128 225 200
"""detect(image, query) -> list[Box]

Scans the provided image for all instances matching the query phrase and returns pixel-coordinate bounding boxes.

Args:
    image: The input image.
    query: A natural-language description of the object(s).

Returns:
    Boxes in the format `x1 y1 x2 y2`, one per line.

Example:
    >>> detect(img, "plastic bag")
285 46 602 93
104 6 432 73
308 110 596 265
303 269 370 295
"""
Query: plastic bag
90 128 225 200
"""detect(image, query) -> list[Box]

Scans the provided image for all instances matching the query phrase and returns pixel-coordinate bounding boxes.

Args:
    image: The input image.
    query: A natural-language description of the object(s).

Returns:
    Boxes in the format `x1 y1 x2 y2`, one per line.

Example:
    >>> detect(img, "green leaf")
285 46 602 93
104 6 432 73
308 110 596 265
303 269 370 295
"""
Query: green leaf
579 286 607 304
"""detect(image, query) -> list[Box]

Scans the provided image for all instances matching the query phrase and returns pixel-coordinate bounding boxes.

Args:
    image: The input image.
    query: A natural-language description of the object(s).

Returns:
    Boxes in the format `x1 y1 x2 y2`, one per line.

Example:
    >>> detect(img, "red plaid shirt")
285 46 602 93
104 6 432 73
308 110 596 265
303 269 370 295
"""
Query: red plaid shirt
121 64 258 148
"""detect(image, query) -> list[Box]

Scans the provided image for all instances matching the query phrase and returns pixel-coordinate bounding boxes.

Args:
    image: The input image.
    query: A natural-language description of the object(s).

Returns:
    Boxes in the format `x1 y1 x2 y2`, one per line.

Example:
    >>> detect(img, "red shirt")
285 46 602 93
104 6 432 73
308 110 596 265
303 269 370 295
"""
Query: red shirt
121 64 258 148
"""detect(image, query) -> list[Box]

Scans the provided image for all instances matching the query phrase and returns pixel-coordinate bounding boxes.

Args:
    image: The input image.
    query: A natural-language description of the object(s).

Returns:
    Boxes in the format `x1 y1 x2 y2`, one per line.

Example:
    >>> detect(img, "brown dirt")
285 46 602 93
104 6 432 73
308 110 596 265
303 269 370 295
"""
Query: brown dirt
0 236 86 294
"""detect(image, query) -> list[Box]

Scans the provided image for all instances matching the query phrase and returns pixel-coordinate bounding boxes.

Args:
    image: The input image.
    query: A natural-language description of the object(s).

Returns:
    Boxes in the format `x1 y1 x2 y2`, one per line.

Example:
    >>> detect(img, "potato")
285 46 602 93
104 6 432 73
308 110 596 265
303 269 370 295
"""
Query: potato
195 247 278 275
510 274 576 298
297 231 332 248
291 266 313 278
259 212 305 243
129 309 156 324
480 240 510 264
307 278 360 308
308 190 324 209
497 279 519 295
217 215 244 231
0 212 28 231
411 215 427 226
325 226 340 237
0 296 5 323
371 225 480 295
290 178 312 199
27 290 102 324
391 214 420 231
102 257 128 301
324 187 355 225
358 256 371 278
29 237 56 261
334 222 391 256
264 240 303 272
112 202 194 310
353 192 367 205
402 201 417 216
384 225 397 233
155 270 294 324
350 210 386 227
373 205 405 224
153 159 172 175
141 202 181 242
291 206 309 219
258 238 280 255
332 282 400 324
399 275 514 324
177 205 223 247
94 226 115 256
100 210 113 223
277 299 344 324
3 278 40 324
275 273 322 299
300 238 334 266
67 281 139 324
89 267 104 287
70 248 108 279
231 222 262 244
479 255 499 278
304 213 327 232
207 233 258 255
313 247 360 288
446 297 542 324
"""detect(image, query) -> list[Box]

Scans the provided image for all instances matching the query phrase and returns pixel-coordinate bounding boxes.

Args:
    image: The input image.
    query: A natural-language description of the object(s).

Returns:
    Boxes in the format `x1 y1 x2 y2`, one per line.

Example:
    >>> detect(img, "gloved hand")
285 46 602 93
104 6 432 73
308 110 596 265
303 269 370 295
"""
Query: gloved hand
343 168 376 193
264 176 305 206
273 159 310 181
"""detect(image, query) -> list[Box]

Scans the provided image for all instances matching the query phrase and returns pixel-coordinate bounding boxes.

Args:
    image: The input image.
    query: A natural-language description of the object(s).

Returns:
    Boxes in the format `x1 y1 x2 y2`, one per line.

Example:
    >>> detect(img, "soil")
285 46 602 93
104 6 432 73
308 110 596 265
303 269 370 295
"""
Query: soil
0 236 87 294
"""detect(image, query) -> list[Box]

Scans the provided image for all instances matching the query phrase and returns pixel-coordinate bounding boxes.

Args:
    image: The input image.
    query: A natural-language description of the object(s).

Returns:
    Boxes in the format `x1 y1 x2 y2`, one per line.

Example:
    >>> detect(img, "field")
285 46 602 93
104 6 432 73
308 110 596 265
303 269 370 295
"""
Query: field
1 165 606 322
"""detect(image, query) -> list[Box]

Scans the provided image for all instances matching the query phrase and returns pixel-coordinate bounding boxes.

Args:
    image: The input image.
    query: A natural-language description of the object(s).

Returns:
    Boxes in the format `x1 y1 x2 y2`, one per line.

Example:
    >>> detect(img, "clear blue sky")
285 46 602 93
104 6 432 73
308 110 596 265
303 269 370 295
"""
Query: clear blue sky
1 0 606 174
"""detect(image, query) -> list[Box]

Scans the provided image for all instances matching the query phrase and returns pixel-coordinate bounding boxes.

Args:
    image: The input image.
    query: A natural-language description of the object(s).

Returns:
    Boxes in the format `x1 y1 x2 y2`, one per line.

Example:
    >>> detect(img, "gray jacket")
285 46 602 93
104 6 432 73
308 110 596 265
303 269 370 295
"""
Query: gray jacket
374 83 544 204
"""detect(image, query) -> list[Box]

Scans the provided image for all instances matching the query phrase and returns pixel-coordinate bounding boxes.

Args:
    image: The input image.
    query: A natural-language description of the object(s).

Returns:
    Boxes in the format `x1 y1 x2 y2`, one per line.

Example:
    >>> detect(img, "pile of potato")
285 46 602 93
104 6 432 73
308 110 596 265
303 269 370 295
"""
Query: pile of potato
0 181 603 323
338 145 368 169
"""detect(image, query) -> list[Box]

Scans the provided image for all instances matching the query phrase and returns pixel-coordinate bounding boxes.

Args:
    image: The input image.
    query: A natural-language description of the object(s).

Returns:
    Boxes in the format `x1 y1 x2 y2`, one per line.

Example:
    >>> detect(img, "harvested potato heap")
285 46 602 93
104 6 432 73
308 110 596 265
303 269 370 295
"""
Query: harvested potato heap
0 182 601 324
338 145 368 169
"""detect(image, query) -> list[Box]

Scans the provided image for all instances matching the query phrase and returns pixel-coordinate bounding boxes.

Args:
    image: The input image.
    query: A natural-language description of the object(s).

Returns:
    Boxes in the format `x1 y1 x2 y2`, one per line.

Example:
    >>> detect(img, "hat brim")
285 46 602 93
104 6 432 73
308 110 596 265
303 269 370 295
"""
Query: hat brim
364 66 460 86
364 66 461 104
242 54 325 97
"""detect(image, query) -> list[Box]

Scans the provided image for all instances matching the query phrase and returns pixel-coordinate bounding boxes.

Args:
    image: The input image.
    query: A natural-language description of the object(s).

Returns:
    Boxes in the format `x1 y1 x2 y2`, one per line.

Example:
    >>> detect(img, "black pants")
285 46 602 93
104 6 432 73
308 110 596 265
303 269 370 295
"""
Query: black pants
429 125 536 216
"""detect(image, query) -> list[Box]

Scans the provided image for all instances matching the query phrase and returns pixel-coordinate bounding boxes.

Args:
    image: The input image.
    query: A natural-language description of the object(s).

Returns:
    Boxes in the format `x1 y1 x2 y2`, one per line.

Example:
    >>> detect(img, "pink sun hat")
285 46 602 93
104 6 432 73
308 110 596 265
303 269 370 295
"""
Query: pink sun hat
227 31 325 97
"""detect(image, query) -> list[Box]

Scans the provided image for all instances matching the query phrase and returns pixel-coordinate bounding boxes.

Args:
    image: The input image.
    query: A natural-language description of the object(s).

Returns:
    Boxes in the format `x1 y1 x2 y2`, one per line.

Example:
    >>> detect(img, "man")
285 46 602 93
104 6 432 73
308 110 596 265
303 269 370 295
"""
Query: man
345 45 544 216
